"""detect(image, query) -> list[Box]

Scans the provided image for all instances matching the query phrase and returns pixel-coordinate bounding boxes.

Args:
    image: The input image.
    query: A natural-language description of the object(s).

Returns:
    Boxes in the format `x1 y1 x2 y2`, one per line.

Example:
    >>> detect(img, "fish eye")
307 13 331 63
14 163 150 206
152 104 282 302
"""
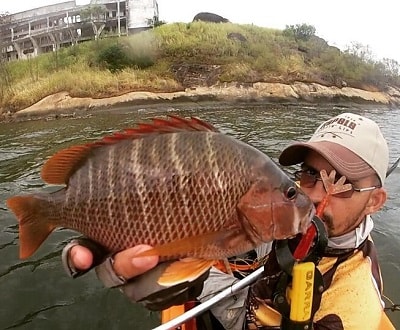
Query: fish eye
285 185 298 200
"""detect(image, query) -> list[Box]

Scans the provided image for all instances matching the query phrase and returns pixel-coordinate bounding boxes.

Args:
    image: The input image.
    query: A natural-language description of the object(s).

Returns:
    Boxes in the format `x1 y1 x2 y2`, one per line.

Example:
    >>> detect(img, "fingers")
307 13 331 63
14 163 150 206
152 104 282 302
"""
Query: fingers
68 244 159 280
69 245 94 270
113 245 159 279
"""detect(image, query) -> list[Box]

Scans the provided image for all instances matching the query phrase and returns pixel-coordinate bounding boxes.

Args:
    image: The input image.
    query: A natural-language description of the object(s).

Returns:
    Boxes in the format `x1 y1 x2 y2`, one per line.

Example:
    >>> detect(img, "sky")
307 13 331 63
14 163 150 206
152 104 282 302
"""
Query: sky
1 0 399 63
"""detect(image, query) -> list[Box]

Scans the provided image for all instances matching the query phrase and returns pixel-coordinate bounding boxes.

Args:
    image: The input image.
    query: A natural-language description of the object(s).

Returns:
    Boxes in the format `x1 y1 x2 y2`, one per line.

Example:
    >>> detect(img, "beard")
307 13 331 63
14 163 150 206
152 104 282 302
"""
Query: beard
321 206 366 238
321 213 335 236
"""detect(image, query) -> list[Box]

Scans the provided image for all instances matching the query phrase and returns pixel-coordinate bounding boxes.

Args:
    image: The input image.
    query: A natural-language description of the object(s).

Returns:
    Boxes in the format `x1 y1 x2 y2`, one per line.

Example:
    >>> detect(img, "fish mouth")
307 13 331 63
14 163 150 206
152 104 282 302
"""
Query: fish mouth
309 206 316 223
302 205 316 234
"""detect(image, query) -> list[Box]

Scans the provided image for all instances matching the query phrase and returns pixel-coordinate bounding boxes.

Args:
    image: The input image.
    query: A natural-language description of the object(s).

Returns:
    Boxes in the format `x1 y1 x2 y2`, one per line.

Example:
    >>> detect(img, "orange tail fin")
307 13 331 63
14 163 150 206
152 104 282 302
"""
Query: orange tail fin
6 195 57 259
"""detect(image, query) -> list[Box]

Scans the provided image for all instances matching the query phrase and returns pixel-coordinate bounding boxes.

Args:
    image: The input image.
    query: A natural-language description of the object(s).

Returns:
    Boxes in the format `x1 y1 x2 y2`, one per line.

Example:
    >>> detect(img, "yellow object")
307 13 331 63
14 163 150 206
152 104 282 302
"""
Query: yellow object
313 244 393 328
379 312 395 330
287 262 315 322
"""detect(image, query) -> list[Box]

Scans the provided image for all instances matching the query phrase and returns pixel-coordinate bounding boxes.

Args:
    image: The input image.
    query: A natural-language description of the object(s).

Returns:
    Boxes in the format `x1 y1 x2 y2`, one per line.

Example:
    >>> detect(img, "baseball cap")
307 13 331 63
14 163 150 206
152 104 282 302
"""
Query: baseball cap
279 113 389 186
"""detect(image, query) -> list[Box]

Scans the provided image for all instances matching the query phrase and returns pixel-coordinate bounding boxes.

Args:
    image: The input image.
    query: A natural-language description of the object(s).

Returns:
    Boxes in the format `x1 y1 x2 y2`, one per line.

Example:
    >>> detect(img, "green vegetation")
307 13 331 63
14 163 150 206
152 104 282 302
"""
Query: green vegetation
1 21 399 112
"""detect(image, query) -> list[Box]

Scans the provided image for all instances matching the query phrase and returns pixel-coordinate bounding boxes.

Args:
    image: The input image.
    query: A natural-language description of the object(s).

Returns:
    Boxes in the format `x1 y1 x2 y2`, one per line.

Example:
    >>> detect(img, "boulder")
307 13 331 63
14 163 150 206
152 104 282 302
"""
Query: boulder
227 32 247 42
193 12 229 23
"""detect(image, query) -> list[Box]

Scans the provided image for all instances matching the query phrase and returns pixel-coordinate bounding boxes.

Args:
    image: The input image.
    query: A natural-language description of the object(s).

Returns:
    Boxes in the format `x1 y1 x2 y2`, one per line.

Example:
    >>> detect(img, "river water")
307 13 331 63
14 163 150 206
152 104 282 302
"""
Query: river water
0 104 399 329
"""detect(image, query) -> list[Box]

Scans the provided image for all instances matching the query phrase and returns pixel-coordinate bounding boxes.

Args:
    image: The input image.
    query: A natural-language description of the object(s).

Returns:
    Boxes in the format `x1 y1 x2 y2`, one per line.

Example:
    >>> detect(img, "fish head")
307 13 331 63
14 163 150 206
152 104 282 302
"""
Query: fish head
238 168 314 243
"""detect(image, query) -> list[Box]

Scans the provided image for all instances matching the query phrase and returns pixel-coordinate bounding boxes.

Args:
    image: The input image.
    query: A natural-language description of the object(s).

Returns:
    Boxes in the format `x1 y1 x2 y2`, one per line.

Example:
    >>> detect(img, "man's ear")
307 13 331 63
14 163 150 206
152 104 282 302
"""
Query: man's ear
366 188 387 214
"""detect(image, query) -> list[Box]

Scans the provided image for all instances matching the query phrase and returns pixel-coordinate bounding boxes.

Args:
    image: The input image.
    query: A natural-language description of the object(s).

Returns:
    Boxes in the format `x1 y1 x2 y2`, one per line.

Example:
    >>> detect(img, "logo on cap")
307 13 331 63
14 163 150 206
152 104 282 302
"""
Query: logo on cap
315 114 359 140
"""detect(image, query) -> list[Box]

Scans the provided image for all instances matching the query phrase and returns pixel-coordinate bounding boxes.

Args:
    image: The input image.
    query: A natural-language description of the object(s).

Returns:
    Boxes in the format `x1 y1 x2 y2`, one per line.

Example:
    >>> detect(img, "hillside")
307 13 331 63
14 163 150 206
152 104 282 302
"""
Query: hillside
1 21 400 115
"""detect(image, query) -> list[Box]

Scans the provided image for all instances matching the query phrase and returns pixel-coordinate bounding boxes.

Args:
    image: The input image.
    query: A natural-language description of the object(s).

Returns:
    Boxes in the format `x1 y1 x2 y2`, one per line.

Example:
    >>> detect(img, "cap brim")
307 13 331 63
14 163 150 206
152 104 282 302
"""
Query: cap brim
279 141 375 181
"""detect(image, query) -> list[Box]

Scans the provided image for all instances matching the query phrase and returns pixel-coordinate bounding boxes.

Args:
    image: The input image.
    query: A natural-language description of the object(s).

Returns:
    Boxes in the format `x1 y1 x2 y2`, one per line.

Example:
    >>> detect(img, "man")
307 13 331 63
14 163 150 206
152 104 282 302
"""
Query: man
63 112 393 329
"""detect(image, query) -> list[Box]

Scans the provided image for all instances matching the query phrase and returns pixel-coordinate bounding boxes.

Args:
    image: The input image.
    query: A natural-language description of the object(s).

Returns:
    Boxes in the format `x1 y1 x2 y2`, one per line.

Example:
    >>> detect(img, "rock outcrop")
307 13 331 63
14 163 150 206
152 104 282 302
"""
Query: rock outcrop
10 81 400 120
192 12 229 23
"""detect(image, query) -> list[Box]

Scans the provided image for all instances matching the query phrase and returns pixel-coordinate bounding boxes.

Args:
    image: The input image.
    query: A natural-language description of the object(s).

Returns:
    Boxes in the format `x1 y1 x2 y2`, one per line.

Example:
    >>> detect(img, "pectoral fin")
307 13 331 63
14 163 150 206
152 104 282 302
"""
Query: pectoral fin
158 258 215 286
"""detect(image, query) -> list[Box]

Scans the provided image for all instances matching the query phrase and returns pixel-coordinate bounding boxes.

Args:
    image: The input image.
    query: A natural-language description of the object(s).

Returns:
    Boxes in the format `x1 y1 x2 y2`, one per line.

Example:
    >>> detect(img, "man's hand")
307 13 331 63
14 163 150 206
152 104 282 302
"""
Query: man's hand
69 244 159 279
63 239 208 310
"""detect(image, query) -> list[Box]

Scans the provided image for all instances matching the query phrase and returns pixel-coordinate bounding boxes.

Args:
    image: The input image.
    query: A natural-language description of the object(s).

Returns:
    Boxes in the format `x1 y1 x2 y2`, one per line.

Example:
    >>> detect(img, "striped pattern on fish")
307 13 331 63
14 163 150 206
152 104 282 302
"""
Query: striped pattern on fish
7 116 314 284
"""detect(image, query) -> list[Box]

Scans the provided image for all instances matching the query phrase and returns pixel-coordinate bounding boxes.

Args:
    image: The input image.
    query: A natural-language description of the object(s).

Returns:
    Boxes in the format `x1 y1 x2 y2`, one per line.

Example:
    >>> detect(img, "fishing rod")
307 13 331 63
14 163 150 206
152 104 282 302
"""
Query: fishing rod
153 267 264 330
386 157 400 177
153 156 400 330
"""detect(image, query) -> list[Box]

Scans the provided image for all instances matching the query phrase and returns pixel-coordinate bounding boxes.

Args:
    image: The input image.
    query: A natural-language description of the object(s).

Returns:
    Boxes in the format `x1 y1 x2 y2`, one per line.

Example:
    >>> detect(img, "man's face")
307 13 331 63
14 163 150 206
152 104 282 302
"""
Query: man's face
300 150 379 237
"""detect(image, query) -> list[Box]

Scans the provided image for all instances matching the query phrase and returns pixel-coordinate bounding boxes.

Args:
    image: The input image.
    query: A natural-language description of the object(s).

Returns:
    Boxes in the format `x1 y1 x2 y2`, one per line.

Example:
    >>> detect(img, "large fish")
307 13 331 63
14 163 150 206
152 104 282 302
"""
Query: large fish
7 116 314 285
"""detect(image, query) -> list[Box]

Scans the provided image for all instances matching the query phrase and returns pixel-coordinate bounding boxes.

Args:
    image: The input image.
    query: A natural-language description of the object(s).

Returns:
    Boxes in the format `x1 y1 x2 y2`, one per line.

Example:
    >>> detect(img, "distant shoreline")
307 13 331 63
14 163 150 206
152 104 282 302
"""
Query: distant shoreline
2 81 400 122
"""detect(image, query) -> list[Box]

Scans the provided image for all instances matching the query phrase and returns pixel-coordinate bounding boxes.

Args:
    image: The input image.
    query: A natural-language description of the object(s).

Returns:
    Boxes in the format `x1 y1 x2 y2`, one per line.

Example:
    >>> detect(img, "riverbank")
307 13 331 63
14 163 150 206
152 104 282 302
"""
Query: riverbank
2 81 400 122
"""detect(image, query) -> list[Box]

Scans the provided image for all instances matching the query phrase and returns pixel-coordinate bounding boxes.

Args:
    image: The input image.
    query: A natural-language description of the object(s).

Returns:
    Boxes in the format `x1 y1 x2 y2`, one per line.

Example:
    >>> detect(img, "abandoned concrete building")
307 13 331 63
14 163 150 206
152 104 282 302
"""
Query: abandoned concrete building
0 0 159 61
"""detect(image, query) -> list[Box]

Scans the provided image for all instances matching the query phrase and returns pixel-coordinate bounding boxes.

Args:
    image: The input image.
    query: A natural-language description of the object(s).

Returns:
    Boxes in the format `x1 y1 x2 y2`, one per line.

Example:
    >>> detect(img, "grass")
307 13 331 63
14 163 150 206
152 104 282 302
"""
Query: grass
1 21 399 112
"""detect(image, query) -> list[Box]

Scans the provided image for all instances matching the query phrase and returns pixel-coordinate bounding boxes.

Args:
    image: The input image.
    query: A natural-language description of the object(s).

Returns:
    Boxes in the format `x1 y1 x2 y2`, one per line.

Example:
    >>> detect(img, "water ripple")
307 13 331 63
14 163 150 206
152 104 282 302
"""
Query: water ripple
4 302 75 329
0 104 399 329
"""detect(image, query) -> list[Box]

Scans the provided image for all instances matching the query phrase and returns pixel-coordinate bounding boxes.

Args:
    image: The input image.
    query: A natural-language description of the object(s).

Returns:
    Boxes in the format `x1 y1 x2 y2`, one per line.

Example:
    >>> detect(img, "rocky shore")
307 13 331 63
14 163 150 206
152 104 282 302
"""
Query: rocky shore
4 81 400 121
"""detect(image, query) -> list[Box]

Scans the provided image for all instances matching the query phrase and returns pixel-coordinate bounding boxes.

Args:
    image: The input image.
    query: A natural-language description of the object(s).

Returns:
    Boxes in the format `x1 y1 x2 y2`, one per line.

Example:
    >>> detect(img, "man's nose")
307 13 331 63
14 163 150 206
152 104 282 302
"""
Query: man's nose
306 180 328 204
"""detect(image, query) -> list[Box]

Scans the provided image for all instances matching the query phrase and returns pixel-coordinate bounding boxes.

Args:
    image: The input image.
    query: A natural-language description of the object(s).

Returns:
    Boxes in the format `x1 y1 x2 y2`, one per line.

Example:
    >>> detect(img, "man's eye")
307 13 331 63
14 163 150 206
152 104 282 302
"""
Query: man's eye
306 168 318 176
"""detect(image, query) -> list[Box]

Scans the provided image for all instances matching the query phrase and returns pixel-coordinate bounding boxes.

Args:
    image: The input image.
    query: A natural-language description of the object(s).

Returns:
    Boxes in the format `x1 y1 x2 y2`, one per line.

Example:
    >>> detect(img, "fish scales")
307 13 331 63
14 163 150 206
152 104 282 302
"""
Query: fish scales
138 132 248 244
61 132 251 250
7 116 314 262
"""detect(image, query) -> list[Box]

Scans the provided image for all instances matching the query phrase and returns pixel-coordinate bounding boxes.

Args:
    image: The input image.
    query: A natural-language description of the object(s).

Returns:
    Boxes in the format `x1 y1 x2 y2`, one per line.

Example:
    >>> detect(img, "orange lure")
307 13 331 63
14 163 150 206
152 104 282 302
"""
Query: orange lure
293 170 352 260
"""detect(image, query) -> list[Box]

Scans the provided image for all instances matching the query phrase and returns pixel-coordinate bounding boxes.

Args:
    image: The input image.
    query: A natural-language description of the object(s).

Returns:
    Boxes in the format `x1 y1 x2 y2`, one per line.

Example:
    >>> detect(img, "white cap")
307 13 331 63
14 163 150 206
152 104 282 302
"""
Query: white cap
279 113 389 186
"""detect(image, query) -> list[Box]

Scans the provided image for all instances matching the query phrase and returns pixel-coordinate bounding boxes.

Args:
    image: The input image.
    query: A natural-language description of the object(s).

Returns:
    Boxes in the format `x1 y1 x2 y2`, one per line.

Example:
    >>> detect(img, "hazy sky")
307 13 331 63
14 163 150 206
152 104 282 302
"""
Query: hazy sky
2 0 399 63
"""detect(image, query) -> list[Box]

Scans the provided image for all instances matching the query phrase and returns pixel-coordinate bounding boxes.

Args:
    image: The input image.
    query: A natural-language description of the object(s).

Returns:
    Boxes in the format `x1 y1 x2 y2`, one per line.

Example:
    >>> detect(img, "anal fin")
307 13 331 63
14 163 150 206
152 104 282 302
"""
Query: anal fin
158 258 215 286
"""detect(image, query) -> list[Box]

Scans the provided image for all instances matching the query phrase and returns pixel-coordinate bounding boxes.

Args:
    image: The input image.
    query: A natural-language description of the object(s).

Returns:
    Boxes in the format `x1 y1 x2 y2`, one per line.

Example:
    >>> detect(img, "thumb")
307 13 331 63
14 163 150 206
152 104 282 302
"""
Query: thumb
113 244 159 279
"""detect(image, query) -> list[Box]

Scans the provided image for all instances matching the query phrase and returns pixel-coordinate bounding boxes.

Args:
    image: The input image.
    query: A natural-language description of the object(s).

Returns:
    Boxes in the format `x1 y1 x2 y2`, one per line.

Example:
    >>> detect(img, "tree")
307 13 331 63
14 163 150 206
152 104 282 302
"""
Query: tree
97 43 131 72
283 23 316 42
0 12 13 104
80 3 107 40
0 11 12 56
147 16 165 28
344 42 374 63
0 11 10 23
382 58 399 77
80 4 107 21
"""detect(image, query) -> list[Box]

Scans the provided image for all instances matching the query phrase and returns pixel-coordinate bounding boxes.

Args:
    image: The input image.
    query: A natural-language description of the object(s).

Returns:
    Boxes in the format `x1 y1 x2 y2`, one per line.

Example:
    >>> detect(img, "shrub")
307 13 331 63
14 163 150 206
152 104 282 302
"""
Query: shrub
96 44 132 72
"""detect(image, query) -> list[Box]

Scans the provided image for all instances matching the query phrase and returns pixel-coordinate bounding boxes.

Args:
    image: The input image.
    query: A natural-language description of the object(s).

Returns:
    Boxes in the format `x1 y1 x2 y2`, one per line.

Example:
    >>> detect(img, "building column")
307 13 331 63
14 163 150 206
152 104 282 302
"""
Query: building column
49 33 60 52
29 36 41 56
12 42 24 60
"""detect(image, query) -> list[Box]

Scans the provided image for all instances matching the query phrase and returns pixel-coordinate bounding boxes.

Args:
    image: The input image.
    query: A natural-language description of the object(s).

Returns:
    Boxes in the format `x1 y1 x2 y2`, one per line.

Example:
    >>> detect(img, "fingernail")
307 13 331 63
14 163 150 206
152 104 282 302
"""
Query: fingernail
131 255 158 271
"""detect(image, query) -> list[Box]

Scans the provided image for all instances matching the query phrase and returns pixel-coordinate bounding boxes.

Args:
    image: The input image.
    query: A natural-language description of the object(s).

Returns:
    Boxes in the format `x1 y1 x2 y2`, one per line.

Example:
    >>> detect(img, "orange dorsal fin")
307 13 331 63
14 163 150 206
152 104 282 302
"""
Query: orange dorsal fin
41 144 93 184
99 115 219 145
162 115 219 132
158 258 215 286
41 116 218 185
